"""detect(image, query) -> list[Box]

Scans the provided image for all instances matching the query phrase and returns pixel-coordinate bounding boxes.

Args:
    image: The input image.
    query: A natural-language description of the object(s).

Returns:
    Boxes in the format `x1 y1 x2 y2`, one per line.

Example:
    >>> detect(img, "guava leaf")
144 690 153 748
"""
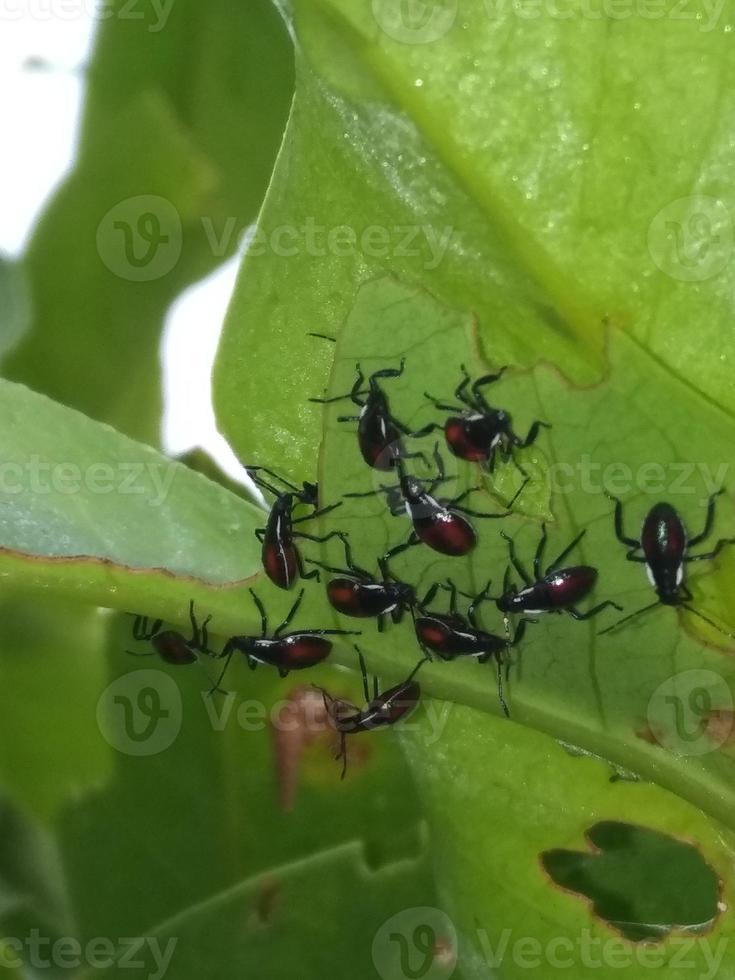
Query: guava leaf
0 793 73 941
85 843 436 980
299 275 735 976
0 595 110 822
57 621 433 975
211 6 735 971
215 0 735 475
216 0 735 475
0 377 270 634
309 275 735 823
401 704 735 980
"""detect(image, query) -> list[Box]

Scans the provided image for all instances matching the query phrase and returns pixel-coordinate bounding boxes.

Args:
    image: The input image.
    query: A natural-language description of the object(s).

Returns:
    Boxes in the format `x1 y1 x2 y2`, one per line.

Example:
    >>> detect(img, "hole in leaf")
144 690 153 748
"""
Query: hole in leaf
541 822 721 942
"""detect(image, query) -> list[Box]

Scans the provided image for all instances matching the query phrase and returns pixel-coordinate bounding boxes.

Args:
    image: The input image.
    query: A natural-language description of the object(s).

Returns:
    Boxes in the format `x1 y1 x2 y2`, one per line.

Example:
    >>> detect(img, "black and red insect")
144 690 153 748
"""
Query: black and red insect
305 535 441 630
248 466 345 590
346 447 525 558
415 580 525 717
315 647 423 779
599 492 735 637
412 364 550 474
214 588 361 687
128 600 217 665
496 524 622 626
309 360 425 471
128 601 227 692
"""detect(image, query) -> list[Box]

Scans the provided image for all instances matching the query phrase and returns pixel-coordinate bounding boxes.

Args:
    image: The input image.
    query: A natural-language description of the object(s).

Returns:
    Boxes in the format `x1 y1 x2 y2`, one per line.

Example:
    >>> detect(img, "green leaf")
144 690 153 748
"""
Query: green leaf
0 376 370 669
12 4 735 975
4 0 292 443
58 619 433 972
0 594 110 822
214 0 610 476
215 0 735 471
0 605 432 976
212 6 735 968
308 276 735 818
0 792 74 975
86 843 436 980
402 705 735 979
301 275 735 974
0 378 267 631
0 256 30 360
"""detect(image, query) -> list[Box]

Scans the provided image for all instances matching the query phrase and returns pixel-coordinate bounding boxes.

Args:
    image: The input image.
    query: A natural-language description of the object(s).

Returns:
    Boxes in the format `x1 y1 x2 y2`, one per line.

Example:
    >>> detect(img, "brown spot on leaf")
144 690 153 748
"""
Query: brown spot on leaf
341 737 374 778
269 686 333 810
433 936 457 969
635 723 664 745
249 877 281 928
704 709 735 747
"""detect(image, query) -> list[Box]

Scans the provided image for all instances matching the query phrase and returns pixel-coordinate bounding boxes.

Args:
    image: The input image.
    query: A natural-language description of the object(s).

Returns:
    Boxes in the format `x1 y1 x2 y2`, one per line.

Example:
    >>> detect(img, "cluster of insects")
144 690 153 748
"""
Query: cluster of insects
128 360 735 777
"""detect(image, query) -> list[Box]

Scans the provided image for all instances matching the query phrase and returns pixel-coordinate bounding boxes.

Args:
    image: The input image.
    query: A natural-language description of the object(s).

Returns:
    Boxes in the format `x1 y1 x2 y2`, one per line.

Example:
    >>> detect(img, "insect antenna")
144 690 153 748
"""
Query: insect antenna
597 601 660 636
680 604 735 641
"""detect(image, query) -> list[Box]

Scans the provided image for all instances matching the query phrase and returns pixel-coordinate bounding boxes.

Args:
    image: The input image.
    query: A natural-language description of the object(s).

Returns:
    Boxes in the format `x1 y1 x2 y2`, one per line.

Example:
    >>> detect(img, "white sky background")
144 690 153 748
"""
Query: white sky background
0 4 250 484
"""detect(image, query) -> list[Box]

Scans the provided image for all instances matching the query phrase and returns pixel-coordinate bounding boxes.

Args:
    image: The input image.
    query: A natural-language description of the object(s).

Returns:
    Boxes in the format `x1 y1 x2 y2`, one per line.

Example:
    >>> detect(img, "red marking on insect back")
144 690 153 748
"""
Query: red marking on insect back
263 540 298 590
415 512 476 556
281 635 333 669
153 632 197 665
641 503 687 565
543 566 597 607
327 579 366 616
379 680 421 725
417 622 450 649
444 417 487 462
